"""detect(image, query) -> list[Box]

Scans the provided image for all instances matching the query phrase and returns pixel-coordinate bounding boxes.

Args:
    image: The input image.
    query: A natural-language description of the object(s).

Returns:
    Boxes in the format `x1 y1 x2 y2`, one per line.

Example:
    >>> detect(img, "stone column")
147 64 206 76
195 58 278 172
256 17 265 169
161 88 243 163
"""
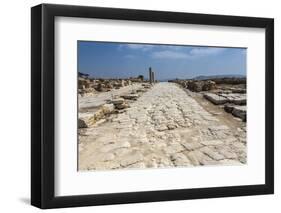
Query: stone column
149 67 152 84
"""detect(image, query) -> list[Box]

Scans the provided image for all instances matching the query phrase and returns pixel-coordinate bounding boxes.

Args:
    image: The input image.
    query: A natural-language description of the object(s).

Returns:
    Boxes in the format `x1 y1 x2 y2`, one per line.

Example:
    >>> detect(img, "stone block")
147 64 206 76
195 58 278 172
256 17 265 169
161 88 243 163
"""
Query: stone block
111 98 125 105
232 106 246 121
121 94 139 100
203 93 228 105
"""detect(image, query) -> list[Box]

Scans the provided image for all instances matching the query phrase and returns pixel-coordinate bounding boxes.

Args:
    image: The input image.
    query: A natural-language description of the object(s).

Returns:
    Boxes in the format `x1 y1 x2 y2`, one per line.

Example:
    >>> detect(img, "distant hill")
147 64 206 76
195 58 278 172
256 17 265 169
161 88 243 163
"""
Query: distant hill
159 78 176 82
193 74 246 80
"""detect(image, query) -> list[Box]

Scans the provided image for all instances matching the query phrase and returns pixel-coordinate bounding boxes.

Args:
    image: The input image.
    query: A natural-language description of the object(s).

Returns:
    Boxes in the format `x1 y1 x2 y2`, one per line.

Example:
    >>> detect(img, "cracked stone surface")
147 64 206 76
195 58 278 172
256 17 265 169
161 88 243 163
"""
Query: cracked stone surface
80 83 144 110
79 82 246 171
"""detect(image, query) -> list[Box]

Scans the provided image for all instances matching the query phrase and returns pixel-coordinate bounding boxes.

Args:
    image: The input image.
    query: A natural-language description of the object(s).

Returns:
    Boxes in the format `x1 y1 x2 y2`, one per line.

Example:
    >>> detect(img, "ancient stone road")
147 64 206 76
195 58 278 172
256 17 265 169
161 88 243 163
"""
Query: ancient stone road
79 82 246 171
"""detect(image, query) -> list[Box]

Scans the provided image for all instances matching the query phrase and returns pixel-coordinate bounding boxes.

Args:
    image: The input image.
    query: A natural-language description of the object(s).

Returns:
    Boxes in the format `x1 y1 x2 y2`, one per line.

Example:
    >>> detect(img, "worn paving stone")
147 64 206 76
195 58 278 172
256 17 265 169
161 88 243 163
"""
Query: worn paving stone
199 146 225 161
163 143 185 154
170 153 192 166
120 152 144 167
79 82 246 171
100 141 131 153
215 145 238 159
186 151 201 166
200 139 224 146
181 141 204 151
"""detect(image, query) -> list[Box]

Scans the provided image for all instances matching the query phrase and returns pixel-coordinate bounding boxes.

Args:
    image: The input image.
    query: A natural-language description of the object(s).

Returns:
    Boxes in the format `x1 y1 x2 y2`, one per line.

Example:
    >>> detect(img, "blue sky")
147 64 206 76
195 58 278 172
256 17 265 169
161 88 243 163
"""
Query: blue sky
78 41 246 80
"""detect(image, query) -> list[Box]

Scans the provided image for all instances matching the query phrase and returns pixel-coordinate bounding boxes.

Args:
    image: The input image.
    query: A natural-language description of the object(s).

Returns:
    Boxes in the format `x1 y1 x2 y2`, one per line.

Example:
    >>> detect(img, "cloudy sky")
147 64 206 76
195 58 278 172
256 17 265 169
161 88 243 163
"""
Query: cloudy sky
78 41 246 80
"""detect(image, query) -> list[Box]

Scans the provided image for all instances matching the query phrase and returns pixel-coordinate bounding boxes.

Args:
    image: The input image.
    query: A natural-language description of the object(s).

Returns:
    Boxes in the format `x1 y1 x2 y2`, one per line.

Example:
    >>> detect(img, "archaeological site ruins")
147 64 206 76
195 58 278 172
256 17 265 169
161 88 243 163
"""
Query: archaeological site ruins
78 67 247 171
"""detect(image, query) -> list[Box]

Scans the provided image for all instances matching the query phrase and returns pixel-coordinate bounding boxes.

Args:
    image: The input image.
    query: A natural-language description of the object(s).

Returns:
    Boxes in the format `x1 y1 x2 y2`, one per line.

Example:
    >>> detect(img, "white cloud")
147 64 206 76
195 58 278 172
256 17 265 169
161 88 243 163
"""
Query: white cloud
163 46 183 51
151 47 225 59
151 50 190 59
126 44 154 51
189 47 225 56
119 43 226 59
126 44 183 52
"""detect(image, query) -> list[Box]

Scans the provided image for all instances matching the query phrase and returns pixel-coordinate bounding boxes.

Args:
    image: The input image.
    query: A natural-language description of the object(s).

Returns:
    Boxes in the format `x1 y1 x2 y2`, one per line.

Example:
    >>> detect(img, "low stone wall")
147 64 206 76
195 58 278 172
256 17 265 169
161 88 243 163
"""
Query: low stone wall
171 79 216 92
79 76 146 97
171 77 246 92
204 93 246 105
212 77 246 85
203 93 229 105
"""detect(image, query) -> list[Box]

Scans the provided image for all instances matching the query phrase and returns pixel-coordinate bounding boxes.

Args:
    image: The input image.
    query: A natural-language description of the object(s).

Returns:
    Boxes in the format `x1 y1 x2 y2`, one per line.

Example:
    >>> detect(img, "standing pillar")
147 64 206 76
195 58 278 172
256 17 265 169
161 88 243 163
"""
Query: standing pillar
149 67 152 84
151 71 155 83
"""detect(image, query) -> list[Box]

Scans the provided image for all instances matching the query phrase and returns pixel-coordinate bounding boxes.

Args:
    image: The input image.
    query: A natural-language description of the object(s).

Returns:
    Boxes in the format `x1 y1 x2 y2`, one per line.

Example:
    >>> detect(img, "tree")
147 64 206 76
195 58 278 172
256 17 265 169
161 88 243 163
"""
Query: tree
137 75 144 81
78 72 89 78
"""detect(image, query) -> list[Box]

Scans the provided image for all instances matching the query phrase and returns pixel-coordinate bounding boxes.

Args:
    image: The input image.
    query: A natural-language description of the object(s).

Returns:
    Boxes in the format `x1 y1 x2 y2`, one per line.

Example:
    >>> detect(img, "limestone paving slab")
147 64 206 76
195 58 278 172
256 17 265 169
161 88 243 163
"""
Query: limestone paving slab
78 82 246 171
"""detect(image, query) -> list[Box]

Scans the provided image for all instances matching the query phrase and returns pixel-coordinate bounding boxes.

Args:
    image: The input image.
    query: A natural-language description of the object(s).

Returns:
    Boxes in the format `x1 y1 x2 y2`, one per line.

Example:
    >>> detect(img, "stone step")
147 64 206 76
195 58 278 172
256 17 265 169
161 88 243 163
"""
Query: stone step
203 93 228 105
78 103 115 128
224 104 246 121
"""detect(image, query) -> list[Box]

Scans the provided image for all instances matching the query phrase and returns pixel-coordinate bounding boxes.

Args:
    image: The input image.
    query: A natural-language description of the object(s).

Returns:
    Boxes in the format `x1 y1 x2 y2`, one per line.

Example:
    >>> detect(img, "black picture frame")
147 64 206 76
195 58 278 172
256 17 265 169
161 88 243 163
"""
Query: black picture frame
31 3 274 209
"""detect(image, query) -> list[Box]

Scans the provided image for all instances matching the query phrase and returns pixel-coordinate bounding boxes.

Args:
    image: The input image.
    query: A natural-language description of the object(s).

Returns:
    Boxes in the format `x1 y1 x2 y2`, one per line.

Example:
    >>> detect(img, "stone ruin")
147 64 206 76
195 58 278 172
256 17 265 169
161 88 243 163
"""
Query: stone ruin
79 67 157 97
172 77 247 122
149 67 155 84
188 80 216 92
79 82 153 128
170 79 216 92
78 72 145 97
78 68 157 128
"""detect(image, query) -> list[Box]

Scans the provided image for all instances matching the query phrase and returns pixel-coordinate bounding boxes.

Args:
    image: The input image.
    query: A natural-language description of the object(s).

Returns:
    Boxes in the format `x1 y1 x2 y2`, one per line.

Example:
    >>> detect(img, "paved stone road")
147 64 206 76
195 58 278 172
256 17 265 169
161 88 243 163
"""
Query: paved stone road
79 82 246 171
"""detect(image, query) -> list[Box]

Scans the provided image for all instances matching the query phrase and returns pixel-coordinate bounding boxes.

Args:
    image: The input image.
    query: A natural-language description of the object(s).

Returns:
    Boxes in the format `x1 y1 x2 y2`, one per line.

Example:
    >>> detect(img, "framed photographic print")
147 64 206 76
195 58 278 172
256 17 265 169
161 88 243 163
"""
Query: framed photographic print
31 3 274 209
